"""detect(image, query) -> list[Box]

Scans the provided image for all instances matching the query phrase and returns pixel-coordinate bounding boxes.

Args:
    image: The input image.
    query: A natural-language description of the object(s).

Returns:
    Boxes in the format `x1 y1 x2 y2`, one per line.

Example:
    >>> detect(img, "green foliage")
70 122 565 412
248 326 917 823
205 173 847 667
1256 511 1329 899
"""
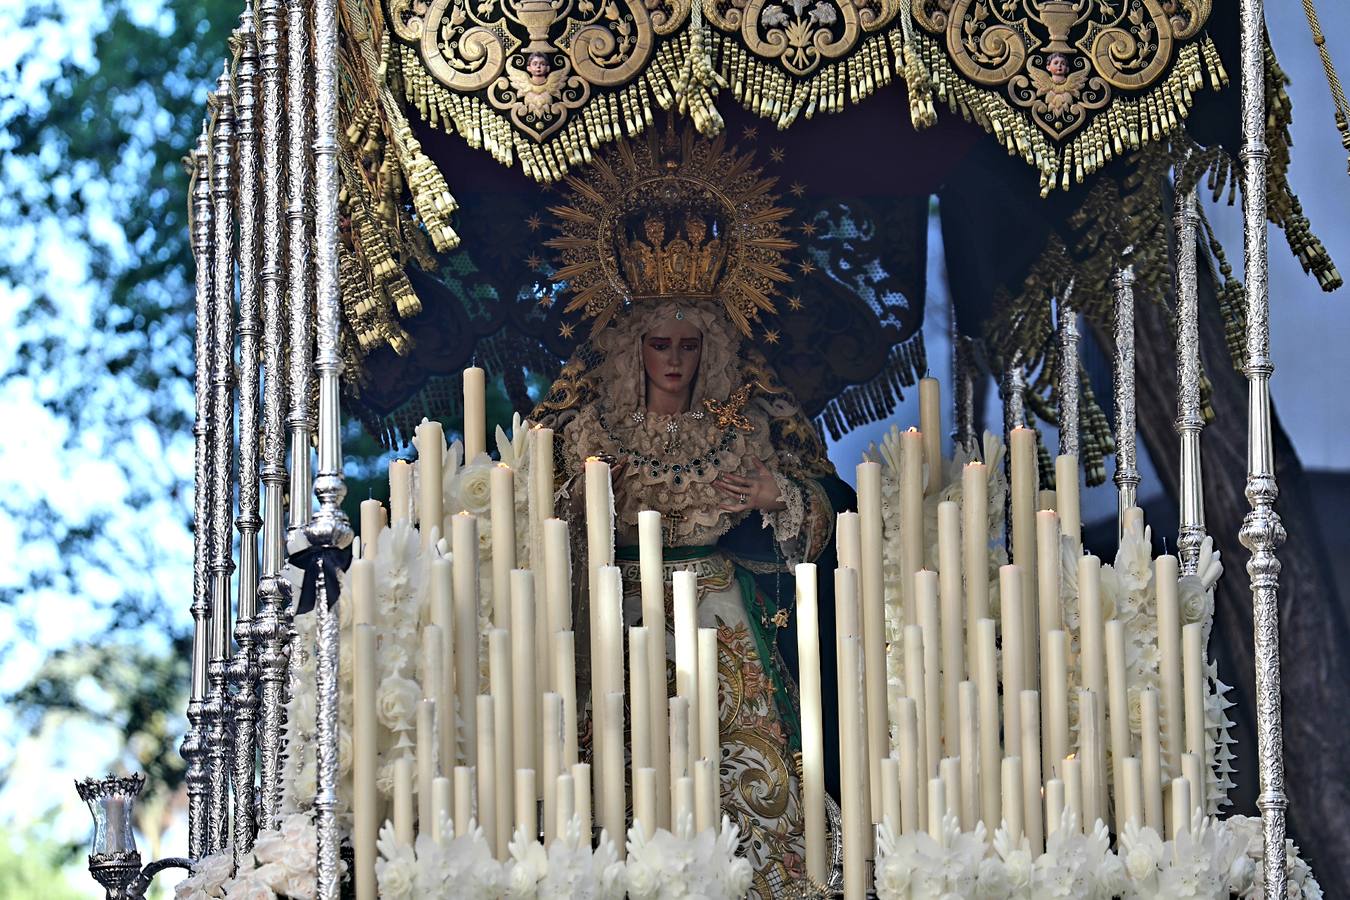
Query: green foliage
0 824 87 900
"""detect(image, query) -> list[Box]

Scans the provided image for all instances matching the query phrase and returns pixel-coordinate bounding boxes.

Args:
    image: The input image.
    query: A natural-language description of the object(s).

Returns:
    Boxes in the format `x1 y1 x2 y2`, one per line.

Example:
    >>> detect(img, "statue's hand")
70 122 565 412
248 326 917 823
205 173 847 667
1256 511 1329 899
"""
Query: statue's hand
713 457 787 514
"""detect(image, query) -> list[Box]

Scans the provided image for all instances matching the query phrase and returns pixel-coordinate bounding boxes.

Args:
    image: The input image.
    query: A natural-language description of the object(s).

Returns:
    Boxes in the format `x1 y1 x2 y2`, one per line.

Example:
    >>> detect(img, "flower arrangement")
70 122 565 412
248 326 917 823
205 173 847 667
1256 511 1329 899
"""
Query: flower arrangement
623 814 754 900
174 812 325 900
374 817 504 898
874 809 1322 900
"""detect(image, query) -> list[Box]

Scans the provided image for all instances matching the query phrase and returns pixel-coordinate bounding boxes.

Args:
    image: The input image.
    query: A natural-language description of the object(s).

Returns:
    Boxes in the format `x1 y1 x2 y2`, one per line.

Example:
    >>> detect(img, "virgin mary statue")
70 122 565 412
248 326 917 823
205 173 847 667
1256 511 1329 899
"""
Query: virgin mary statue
531 129 851 896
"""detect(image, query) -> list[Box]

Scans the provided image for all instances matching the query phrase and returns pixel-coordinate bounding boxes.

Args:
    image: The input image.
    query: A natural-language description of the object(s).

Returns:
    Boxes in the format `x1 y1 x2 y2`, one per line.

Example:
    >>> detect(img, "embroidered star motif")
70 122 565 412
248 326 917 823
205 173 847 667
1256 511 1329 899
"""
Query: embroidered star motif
769 147 786 163
787 295 804 311
525 214 542 232
704 383 756 432
741 126 759 141
525 253 545 271
763 328 781 345
796 259 817 276
559 321 575 338
799 221 818 237
789 181 807 197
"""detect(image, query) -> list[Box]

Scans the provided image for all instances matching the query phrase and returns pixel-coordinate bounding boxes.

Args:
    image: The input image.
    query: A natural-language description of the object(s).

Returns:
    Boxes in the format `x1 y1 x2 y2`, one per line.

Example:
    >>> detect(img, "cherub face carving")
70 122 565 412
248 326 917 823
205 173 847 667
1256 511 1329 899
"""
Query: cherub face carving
1047 52 1069 83
527 52 550 85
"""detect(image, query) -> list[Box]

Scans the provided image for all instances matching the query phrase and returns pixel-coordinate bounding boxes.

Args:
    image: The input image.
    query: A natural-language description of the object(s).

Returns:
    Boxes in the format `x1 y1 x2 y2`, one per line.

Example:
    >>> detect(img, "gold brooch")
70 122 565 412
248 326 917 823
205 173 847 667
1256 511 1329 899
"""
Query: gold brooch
704 383 756 432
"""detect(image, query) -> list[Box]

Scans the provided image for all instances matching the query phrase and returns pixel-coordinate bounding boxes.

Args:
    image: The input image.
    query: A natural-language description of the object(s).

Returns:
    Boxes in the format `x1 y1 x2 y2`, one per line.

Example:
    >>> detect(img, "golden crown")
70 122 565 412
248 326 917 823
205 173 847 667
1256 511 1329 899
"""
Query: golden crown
546 127 794 337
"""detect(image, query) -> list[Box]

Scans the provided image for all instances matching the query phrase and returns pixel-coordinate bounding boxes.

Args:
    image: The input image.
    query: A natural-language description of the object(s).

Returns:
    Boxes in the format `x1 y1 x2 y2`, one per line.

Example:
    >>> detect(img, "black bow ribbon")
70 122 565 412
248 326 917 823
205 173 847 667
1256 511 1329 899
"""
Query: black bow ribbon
289 543 353 614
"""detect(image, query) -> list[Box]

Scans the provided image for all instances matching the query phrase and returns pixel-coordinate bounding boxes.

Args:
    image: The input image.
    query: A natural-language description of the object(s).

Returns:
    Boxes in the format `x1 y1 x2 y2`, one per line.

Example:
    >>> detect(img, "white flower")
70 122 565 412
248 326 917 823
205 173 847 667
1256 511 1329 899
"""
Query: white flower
1178 575 1213 626
287 685 317 736
375 822 419 900
1115 521 1154 594
220 869 275 900
376 674 422 732
454 462 495 516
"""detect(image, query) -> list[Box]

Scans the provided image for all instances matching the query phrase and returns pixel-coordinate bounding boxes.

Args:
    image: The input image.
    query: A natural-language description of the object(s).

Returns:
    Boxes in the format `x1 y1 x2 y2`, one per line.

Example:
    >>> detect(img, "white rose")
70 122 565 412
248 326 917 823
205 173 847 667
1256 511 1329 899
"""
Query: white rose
1125 846 1158 881
1004 849 1033 888
280 868 318 900
376 758 397 797
338 727 354 776
288 688 317 736
624 860 660 899
292 758 317 804
376 856 418 900
338 639 354 683
376 674 422 731
1178 575 1213 626
194 851 235 891
455 464 494 515
221 870 276 900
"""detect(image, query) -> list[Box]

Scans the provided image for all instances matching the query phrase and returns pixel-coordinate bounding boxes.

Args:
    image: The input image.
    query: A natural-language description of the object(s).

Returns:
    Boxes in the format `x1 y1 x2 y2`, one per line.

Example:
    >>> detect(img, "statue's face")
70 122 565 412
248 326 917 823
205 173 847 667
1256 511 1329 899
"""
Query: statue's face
1048 54 1068 79
642 317 703 404
527 54 549 80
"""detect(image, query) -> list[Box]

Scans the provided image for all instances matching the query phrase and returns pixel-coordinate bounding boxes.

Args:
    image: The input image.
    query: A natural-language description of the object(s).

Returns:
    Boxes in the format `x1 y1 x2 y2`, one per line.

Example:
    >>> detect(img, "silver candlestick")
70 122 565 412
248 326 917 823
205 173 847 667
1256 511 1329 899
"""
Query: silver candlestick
77 774 190 900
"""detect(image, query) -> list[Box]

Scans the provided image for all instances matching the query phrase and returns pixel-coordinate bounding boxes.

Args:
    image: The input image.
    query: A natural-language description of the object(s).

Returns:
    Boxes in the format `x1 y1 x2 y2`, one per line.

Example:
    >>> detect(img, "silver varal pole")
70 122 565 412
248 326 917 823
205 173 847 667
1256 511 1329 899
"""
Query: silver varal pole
1057 292 1080 458
184 123 214 863
1112 265 1140 537
952 332 976 453
229 12 262 859
309 0 352 890
253 0 292 832
1237 0 1289 891
286 0 315 542
206 64 237 856
1175 188 1207 575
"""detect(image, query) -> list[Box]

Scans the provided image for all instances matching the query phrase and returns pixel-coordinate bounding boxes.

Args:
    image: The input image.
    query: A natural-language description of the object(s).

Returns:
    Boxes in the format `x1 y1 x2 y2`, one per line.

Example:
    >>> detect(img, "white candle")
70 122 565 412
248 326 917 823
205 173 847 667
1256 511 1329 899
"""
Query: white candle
697 627 719 766
511 571 538 789
1020 691 1044 855
1009 428 1038 621
669 695 690 810
1078 556 1106 733
673 570 700 767
1140 688 1164 832
974 618 1001 830
1001 757 1023 842
389 459 413 524
491 465 516 630
429 557 455 767
1155 555 1185 776
1045 778 1065 837
352 558 376 626
928 776 947 842
602 690 626 852
899 429 924 621
694 757 717 835
555 772 574 838
1078 690 1102 831
962 463 989 663
544 518 573 680
1183 623 1207 780
360 498 383 560
417 419 444 549
895 695 920 834
916 571 942 784
919 378 942 492
1123 506 1145 533
1171 776 1192 838
903 623 928 825
857 462 889 816
515 768 537 840
629 629 653 776
1121 756 1143 829
673 776 694 833
839 634 869 898
421 624 446 772
637 511 669 827
432 776 451 841
835 565 873 823
937 501 963 756
1182 751 1204 819
584 458 615 640
554 631 579 768
353 624 378 900
1045 630 1070 773
999 566 1025 766
796 564 827 882
531 426 554 560
476 696 497 856
489 629 514 854
1054 454 1081 549
880 756 902 834
463 367 486 461
454 766 473 838
1063 756 1083 834
939 756 961 840
593 565 623 811
417 699 437 838
1105 620 1131 834
542 693 561 846
452 514 480 762
957 681 979 831
572 763 592 836
394 755 414 845
634 767 658 840
836 510 861 572
1035 510 1060 773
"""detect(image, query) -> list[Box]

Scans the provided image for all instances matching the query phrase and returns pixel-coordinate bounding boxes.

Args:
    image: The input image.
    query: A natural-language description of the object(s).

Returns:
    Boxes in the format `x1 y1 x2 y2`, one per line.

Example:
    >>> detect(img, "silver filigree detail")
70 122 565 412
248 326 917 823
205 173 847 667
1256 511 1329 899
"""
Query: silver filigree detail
1057 290 1079 458
1112 264 1139 537
1174 187 1207 575
286 0 315 540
